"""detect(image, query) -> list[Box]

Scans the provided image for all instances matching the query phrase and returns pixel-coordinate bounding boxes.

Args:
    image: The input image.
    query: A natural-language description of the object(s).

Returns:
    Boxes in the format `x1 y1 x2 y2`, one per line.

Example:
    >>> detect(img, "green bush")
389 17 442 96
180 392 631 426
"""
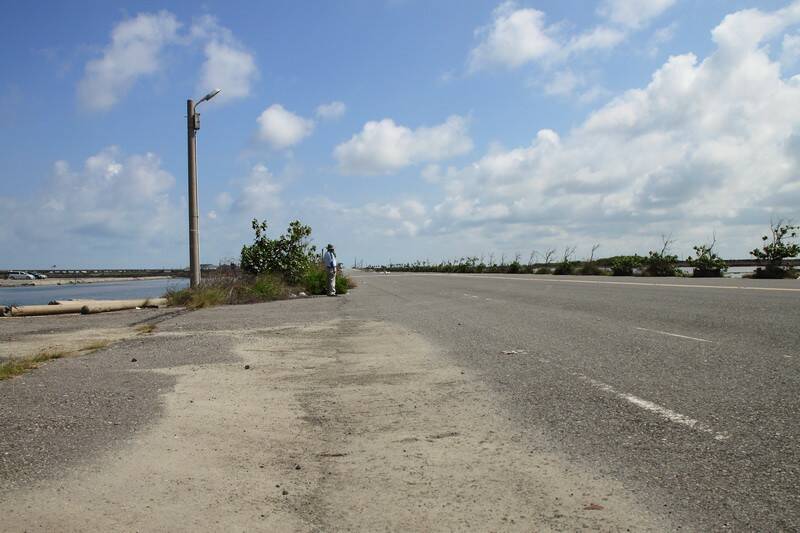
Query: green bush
750 222 800 278
240 219 317 284
534 267 551 274
688 241 727 277
335 275 350 295
610 255 642 276
303 264 328 295
578 262 603 275
553 261 575 275
250 274 286 299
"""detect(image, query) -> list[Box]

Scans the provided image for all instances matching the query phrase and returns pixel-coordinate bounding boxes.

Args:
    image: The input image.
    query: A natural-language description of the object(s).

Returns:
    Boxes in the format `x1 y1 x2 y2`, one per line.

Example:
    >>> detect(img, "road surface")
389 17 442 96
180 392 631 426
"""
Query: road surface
347 272 800 530
1 272 798 530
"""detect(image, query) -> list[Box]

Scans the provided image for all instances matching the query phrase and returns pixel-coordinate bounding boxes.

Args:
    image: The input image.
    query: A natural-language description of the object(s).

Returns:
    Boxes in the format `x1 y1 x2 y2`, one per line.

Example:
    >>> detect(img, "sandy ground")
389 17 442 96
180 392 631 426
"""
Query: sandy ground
0 276 175 287
1 315 669 531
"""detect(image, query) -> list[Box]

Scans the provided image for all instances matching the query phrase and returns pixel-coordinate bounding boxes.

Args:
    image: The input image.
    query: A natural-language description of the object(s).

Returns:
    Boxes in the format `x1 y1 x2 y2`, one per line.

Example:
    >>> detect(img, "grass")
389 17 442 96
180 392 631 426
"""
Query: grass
167 268 357 307
135 324 157 334
0 340 111 381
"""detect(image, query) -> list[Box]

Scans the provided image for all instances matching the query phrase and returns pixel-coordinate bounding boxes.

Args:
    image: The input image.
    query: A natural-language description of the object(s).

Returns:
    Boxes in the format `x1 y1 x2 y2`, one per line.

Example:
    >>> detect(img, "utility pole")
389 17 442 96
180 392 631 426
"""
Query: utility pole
186 89 221 289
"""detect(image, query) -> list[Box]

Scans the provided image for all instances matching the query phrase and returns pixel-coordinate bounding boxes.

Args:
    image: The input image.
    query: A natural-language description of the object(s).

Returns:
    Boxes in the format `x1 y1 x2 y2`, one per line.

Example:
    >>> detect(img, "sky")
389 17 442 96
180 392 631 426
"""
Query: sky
1 0 799 268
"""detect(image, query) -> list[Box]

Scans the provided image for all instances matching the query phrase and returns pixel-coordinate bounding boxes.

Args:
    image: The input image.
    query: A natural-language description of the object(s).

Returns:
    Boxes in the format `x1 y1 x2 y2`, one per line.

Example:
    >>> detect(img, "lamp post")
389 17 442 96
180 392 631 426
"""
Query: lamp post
187 88 221 288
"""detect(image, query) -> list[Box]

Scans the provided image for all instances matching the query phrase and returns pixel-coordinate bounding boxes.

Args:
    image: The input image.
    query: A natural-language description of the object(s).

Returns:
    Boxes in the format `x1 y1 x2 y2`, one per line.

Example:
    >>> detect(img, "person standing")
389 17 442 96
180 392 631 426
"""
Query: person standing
323 244 338 296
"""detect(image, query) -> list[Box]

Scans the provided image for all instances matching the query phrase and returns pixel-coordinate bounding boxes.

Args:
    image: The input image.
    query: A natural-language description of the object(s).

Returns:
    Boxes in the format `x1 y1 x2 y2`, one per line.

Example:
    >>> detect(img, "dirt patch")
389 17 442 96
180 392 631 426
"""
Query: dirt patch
0 319 670 531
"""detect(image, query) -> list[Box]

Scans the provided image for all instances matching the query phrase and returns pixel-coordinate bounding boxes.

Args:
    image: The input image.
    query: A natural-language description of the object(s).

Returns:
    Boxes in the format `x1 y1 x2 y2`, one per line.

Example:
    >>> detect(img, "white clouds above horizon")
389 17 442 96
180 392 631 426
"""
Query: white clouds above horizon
78 12 257 111
334 115 473 175
421 2 800 257
467 0 678 79
598 0 677 30
316 101 347 120
257 104 315 149
78 11 181 111
1 146 184 265
192 15 258 104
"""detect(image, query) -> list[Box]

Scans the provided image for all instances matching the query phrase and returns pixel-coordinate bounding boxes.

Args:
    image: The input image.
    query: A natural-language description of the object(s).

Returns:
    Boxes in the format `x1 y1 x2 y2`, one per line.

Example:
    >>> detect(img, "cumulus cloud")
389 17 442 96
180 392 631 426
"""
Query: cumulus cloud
257 104 315 149
316 101 347 120
234 163 282 213
426 2 800 257
317 197 431 237
598 0 677 29
192 16 258 103
334 115 473 175
468 2 560 71
0 146 185 265
78 12 256 110
78 11 181 111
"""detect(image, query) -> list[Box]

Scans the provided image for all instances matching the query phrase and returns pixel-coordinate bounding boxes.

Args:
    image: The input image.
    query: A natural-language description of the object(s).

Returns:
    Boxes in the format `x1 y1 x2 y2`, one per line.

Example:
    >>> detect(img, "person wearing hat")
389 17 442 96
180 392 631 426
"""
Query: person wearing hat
322 244 338 296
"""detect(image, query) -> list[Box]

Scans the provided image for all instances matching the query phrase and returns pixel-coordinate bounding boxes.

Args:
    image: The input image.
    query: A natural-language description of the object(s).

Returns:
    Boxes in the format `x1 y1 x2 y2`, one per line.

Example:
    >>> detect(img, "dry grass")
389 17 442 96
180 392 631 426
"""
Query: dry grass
135 324 157 334
0 340 112 381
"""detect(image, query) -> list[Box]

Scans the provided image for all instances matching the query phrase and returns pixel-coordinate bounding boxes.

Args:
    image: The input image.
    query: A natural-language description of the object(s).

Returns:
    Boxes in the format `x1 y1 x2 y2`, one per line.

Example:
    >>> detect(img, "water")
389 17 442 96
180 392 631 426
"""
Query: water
0 278 189 307
678 266 755 278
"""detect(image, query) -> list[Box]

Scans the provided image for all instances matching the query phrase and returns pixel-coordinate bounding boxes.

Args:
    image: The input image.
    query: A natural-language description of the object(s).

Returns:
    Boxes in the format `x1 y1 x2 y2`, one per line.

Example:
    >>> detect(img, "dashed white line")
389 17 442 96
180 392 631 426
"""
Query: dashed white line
577 374 729 441
635 327 712 343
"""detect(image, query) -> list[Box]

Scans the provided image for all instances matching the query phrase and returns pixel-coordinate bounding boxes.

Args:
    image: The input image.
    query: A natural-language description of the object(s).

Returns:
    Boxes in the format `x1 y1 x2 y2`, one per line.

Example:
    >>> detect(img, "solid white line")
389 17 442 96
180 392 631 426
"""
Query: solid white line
635 327 712 343
352 272 800 293
577 374 729 441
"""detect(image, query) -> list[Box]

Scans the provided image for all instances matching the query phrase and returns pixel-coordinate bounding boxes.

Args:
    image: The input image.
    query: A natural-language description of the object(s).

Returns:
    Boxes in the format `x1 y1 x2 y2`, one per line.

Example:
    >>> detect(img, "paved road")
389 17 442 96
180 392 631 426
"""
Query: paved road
346 272 800 531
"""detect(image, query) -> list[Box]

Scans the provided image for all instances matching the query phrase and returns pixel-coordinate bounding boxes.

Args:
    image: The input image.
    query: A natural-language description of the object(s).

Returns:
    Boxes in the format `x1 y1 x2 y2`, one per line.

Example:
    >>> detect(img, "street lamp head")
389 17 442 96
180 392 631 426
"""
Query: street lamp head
201 88 221 102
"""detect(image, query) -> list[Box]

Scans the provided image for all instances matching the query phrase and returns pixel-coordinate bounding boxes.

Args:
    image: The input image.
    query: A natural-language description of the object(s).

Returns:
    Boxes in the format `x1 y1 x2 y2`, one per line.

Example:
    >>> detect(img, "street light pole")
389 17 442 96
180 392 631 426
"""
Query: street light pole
186 89 221 289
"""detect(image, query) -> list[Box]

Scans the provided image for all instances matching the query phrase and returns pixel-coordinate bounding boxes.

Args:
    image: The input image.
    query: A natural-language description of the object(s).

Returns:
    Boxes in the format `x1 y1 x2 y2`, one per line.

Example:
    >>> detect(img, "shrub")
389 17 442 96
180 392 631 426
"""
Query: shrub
688 238 727 277
553 261 575 275
303 263 352 295
240 219 317 284
578 262 603 275
534 267 551 274
250 274 287 300
610 255 643 276
166 272 290 309
303 264 328 295
643 237 679 277
750 221 800 279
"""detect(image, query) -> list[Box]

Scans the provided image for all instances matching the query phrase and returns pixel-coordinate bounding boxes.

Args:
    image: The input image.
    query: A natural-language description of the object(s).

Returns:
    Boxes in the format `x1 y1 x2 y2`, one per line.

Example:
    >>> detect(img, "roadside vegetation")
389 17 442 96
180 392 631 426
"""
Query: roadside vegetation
0 341 111 381
167 219 355 309
363 222 799 279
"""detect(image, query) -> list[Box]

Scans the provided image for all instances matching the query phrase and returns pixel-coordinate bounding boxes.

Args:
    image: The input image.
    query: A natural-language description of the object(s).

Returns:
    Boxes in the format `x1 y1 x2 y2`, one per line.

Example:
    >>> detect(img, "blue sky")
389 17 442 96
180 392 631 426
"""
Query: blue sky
1 0 799 268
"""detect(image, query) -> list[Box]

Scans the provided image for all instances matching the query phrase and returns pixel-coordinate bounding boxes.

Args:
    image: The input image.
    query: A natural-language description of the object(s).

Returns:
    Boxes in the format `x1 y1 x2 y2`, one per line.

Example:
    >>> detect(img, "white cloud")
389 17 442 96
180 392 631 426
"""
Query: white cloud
598 0 677 29
78 11 180 111
0 146 185 267
467 2 626 72
317 197 431 237
565 26 626 54
544 69 584 96
257 104 315 149
233 164 282 214
468 2 560 71
316 101 347 120
192 16 258 103
646 22 678 57
424 3 800 258
334 115 473 175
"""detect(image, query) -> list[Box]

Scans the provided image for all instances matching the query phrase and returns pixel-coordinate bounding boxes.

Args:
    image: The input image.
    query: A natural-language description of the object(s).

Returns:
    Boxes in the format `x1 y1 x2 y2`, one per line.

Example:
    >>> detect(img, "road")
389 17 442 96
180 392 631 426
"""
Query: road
346 272 800 530
1 272 798 531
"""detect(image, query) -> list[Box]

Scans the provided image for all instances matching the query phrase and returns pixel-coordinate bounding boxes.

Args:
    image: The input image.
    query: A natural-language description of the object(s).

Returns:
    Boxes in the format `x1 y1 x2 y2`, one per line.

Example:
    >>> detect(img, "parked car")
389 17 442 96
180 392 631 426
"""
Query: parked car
30 272 47 279
7 271 35 280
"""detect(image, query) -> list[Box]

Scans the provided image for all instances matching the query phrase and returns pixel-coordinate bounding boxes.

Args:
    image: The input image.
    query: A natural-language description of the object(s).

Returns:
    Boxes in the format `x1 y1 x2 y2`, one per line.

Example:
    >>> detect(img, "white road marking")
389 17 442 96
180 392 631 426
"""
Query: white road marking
353 272 800 293
577 374 729 441
635 327 712 343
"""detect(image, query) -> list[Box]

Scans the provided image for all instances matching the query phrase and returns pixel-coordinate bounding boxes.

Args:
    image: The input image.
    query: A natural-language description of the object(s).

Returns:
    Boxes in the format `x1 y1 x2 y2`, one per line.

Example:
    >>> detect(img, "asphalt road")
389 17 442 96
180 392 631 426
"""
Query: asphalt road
345 272 800 531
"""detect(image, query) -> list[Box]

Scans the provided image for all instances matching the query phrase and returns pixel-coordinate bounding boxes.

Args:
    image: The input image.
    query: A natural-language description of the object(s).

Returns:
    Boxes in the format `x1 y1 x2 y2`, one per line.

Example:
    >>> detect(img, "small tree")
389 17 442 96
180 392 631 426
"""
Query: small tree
688 234 727 278
610 255 643 276
750 221 800 279
579 243 603 275
644 235 679 277
553 246 577 275
535 248 556 274
240 219 318 284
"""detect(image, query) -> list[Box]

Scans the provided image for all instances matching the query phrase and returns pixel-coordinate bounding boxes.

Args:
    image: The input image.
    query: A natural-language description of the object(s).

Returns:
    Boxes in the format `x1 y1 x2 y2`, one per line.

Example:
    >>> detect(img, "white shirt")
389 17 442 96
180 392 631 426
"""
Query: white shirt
323 250 337 269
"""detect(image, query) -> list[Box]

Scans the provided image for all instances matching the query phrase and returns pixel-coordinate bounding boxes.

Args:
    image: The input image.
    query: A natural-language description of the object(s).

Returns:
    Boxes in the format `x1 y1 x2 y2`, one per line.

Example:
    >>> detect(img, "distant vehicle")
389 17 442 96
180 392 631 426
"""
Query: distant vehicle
30 272 47 279
7 271 35 280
